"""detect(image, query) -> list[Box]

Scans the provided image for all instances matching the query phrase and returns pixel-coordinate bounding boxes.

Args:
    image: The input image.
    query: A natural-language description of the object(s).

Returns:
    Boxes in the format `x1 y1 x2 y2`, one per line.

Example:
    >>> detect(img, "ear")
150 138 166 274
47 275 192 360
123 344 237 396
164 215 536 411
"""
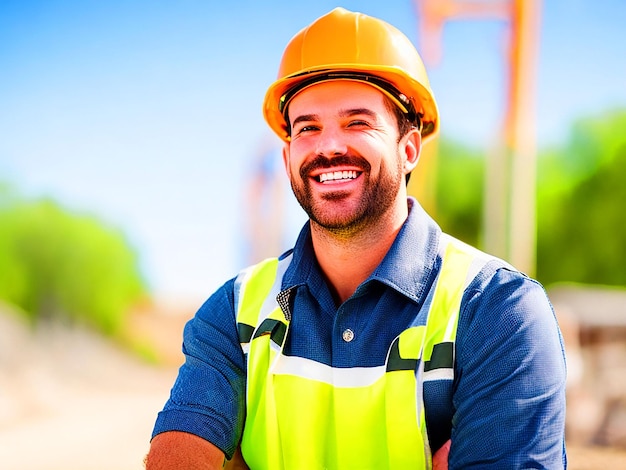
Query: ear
401 128 422 175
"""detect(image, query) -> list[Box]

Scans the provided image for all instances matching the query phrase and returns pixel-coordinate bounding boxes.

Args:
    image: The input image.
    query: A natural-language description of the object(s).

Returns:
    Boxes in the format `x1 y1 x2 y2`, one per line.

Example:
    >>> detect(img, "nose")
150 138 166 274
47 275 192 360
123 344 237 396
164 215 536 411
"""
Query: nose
315 126 347 158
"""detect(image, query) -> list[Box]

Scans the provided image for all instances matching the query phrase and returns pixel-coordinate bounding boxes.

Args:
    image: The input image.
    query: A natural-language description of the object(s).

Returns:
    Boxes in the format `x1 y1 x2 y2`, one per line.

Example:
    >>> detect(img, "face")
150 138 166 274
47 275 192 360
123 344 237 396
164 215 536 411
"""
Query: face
283 80 420 234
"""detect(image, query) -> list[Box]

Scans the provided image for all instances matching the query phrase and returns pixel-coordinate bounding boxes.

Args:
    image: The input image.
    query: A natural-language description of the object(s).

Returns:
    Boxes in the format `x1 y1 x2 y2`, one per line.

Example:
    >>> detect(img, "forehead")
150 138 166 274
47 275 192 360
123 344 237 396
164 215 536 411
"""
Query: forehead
287 80 390 117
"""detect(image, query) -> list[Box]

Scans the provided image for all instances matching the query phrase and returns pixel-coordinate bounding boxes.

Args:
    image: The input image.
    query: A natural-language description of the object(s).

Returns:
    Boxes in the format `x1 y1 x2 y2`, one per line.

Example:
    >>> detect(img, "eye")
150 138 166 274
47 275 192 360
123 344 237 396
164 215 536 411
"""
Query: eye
347 119 371 128
294 124 320 135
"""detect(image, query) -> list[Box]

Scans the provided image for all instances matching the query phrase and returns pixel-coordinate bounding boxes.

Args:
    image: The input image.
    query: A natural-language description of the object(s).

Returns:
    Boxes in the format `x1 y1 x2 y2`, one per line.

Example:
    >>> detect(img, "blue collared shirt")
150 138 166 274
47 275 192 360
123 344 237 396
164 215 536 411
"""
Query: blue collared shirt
153 198 567 468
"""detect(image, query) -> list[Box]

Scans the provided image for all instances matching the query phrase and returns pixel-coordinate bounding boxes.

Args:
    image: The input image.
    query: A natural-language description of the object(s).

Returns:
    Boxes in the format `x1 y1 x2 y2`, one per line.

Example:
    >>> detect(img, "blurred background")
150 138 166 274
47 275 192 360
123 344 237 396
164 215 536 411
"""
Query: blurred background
1 0 625 468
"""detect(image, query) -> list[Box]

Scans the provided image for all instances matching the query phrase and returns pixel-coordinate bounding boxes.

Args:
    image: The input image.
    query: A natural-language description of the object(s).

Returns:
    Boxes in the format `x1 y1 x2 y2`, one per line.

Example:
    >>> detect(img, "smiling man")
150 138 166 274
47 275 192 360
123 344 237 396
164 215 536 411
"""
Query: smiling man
288 82 410 231
146 8 567 469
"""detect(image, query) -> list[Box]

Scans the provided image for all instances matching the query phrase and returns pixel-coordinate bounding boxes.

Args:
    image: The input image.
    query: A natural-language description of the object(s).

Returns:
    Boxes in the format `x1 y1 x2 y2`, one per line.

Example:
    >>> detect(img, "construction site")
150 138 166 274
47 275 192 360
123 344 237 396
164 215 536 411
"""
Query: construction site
1 0 625 468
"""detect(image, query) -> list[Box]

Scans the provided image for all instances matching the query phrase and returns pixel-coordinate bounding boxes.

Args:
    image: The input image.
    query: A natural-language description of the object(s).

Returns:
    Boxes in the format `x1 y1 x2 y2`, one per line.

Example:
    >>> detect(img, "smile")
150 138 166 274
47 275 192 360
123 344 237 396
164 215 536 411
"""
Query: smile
317 170 359 183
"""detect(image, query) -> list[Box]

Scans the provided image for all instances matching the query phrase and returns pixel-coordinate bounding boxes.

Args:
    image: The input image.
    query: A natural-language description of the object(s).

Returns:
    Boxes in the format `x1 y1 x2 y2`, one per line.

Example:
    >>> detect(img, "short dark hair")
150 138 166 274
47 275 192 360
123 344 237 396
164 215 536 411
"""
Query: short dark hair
382 95 421 141
382 96 421 184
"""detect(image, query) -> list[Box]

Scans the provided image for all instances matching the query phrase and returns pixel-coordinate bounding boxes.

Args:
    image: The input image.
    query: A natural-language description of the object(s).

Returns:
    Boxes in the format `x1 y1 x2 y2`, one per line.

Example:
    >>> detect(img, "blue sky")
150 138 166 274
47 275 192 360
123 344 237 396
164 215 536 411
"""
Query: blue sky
1 1 625 303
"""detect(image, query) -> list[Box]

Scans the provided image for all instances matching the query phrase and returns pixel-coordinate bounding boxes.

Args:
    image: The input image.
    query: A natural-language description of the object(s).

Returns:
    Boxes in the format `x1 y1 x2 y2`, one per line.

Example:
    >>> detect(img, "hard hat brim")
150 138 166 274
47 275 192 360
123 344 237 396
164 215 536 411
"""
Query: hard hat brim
263 65 439 143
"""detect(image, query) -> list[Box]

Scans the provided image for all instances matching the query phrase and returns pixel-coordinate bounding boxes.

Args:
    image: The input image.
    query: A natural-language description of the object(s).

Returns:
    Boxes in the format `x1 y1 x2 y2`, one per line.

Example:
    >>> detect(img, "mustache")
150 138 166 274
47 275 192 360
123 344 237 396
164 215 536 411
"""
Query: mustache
300 154 371 179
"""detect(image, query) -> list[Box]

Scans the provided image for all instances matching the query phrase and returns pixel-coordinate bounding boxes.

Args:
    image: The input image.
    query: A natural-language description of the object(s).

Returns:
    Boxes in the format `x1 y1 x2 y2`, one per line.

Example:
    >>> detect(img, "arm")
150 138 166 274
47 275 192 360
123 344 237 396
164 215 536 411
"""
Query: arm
433 439 451 470
450 268 567 468
149 280 247 464
146 431 225 469
146 433 250 470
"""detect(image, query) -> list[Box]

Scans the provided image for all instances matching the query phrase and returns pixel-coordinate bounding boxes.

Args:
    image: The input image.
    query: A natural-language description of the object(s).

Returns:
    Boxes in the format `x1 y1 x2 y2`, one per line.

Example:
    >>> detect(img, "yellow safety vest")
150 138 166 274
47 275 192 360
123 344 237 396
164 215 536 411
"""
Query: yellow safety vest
234 235 489 470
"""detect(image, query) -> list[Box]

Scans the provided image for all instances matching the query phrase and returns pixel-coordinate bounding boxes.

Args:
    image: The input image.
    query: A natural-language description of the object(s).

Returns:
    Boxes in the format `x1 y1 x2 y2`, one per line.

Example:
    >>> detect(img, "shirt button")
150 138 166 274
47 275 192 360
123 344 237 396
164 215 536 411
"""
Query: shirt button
342 329 355 342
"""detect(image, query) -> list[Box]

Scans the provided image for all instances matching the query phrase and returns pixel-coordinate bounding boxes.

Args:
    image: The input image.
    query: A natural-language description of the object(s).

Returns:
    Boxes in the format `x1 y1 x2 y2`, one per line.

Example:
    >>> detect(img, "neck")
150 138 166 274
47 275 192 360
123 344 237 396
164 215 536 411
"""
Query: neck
310 198 409 305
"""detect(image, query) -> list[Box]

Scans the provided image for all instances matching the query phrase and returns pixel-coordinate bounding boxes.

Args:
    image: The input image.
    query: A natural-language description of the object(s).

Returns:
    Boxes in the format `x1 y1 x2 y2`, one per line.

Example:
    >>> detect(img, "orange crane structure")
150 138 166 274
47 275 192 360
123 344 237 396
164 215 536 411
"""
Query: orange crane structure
413 0 543 276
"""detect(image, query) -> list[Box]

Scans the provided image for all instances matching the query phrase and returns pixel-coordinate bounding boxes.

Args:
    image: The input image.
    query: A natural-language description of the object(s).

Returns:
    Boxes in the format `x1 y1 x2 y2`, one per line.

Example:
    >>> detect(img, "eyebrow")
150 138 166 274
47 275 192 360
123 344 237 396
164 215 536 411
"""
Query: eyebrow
291 108 378 127
340 108 377 119
291 114 318 128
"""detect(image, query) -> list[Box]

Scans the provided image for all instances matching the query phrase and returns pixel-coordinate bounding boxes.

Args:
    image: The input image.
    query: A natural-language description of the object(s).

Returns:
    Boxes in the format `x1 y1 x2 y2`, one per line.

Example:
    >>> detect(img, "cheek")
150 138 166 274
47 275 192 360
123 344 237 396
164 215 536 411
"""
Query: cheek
288 137 310 156
282 145 298 178
283 153 302 182
285 142 309 171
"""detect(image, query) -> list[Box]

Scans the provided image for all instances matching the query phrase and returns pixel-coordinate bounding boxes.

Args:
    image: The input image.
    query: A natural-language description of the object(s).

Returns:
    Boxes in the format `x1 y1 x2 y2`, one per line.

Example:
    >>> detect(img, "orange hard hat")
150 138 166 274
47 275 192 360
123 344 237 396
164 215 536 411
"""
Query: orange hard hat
263 7 439 143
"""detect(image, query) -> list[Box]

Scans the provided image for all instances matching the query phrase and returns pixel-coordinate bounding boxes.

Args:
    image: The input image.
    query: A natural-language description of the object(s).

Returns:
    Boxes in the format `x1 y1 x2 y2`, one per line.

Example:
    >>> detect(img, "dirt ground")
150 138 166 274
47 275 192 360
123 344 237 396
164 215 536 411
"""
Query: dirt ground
1 310 625 470
567 445 626 469
0 310 178 470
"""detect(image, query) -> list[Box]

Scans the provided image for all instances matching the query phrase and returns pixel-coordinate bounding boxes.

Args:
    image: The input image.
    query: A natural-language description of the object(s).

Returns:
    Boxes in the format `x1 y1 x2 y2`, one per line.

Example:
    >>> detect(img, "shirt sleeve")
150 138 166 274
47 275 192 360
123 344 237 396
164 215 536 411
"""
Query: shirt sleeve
449 266 567 469
151 278 246 460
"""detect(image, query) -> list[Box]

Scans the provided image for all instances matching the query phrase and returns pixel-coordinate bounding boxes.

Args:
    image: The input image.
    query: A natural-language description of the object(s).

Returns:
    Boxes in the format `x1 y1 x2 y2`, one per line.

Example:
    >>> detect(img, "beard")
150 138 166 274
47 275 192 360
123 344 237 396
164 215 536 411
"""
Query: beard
290 152 404 235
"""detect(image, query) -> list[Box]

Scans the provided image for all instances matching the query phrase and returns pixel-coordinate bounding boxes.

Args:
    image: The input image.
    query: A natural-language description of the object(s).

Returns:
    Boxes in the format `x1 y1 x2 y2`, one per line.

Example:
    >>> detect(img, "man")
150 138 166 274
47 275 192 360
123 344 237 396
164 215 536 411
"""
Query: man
147 8 567 469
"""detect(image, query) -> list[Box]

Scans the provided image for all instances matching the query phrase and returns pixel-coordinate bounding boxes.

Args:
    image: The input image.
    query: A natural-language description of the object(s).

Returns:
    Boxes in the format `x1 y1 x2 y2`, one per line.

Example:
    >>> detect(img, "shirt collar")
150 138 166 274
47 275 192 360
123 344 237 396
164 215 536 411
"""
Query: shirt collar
282 197 441 306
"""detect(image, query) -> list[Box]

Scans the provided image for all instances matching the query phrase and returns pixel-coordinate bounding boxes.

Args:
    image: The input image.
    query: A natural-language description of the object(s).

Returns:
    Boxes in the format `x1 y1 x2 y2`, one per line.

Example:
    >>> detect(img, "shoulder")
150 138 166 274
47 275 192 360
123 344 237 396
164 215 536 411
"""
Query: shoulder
435 233 556 334
462 262 553 325
456 262 565 383
195 277 237 320
461 260 556 331
450 264 567 467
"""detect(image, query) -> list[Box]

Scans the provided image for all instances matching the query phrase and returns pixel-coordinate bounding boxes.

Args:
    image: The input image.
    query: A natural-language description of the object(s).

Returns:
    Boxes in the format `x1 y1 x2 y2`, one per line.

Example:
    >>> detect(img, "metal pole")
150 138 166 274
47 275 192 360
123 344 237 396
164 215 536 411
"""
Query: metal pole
506 0 541 275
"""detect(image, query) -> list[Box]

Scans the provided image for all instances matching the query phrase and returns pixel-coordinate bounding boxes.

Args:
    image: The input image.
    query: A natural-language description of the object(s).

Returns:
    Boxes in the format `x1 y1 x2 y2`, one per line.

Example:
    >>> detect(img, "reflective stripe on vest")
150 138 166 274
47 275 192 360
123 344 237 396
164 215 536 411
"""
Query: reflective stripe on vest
234 234 491 470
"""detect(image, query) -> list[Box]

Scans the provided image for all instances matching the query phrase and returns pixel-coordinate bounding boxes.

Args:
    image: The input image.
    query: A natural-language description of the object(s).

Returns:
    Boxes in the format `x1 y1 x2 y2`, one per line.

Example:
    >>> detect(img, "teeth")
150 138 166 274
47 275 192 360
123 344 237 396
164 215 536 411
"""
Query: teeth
319 170 358 183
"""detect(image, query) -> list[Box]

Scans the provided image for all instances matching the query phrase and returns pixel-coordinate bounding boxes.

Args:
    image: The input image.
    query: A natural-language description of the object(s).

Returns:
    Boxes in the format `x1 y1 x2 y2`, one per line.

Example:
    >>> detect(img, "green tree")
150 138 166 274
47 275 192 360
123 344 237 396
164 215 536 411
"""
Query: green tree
419 109 626 288
536 110 626 286
432 138 484 248
0 193 147 335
